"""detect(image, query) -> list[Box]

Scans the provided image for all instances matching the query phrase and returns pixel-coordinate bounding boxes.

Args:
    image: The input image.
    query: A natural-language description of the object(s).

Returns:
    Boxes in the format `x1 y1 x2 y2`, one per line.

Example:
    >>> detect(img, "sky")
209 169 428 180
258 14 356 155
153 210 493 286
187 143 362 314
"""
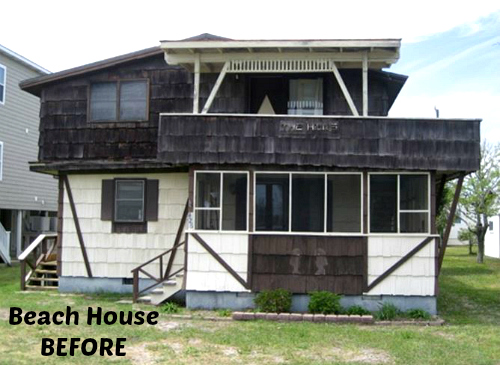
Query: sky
2 0 499 140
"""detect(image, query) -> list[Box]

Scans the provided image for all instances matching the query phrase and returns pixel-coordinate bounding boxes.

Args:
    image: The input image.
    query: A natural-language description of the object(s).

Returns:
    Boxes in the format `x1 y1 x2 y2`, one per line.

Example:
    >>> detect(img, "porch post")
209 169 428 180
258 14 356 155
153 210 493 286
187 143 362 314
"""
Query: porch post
362 52 368 116
193 54 200 114
15 210 22 257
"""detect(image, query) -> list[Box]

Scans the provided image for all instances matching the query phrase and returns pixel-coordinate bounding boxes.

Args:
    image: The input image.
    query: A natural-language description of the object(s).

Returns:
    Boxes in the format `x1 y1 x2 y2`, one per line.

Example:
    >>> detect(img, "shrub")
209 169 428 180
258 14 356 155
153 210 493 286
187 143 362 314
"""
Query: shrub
374 303 400 320
217 309 232 317
308 291 342 315
254 289 292 313
345 305 371 316
406 308 432 320
162 302 181 314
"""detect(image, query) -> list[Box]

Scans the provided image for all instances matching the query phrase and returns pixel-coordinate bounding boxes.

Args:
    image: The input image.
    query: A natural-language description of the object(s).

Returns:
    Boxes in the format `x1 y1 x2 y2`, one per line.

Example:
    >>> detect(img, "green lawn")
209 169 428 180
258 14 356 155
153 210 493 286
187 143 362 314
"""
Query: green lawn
1 246 499 364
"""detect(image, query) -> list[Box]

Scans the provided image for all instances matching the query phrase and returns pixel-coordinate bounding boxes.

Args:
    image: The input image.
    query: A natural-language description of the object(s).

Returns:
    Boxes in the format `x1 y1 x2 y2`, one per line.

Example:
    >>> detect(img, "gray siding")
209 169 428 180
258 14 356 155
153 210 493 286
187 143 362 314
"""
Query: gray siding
0 52 57 211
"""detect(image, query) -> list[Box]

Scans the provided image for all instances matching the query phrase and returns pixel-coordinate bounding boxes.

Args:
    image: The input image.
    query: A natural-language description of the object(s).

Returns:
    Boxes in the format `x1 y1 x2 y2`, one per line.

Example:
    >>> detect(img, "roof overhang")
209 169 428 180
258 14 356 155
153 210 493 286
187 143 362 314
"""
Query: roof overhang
161 38 401 72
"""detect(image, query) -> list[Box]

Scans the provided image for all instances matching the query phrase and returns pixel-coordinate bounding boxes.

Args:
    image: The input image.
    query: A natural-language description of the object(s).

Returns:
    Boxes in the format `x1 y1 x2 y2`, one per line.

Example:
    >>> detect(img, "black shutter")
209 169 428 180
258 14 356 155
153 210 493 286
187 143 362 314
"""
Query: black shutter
146 179 159 221
101 180 115 221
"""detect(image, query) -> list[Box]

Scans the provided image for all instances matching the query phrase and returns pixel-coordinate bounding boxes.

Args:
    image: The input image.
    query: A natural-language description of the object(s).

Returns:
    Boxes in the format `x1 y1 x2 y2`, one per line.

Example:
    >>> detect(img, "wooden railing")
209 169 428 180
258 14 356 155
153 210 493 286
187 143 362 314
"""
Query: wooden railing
18 233 57 290
0 222 11 266
131 199 189 303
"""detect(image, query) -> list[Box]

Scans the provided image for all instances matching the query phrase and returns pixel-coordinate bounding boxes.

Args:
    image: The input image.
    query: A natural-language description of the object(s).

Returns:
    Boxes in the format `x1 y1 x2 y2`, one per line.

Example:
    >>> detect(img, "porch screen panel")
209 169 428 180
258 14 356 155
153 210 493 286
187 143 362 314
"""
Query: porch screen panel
370 175 397 233
256 174 289 231
292 174 325 232
400 175 429 233
222 173 247 231
195 173 220 230
327 175 361 232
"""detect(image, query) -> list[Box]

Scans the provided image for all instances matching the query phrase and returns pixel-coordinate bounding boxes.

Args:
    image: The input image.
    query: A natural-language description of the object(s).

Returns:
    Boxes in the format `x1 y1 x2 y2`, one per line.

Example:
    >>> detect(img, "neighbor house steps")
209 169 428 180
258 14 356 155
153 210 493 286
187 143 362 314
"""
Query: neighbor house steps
25 257 59 291
138 273 184 305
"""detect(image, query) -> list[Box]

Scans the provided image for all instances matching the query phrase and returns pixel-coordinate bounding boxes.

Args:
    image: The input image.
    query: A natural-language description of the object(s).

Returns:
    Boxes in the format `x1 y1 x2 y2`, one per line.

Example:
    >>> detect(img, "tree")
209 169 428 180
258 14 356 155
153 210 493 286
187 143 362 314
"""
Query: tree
459 142 500 263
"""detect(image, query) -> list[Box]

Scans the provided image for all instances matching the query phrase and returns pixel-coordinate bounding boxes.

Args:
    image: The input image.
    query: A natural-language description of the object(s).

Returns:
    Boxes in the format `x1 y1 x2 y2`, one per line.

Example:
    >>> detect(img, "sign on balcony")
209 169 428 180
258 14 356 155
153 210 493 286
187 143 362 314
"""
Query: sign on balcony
279 120 339 137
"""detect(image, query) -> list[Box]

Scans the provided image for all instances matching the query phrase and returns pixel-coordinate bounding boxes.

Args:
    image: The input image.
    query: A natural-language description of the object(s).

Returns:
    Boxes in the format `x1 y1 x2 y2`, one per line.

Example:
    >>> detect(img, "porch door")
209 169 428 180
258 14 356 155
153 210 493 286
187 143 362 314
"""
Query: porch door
249 76 288 115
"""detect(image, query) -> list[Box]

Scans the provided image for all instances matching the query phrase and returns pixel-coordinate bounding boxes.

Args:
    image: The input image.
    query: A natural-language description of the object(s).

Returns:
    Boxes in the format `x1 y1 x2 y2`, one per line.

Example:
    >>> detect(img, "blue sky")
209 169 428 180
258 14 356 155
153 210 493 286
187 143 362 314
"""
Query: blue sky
2 1 499 141
390 12 500 141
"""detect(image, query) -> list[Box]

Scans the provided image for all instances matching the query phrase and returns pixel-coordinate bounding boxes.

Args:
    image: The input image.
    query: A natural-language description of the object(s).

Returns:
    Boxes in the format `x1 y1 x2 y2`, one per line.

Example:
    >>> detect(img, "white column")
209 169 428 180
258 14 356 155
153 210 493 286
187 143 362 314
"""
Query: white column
16 210 22 257
362 52 368 116
193 54 200 114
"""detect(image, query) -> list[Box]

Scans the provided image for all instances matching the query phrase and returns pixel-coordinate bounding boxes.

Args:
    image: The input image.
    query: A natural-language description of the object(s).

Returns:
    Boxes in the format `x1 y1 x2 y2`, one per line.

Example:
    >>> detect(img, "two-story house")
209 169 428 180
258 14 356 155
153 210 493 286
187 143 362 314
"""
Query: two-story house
20 34 480 314
0 44 58 265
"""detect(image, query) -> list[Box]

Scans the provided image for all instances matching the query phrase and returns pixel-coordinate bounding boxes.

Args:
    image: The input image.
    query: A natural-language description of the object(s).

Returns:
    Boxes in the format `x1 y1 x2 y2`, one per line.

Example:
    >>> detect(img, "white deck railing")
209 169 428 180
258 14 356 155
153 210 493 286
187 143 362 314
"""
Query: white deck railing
0 222 11 265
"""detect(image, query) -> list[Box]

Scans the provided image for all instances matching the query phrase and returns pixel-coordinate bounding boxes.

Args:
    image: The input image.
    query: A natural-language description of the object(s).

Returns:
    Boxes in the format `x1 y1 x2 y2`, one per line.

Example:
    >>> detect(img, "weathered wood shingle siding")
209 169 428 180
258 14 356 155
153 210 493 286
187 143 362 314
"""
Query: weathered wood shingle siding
38 55 246 162
158 115 481 171
0 52 57 211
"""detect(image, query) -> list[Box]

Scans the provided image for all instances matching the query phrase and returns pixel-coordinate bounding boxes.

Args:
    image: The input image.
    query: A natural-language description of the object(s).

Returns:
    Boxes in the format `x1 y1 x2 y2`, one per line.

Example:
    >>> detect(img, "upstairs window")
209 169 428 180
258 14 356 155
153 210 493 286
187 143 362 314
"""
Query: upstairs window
0 141 3 181
0 64 6 104
89 80 148 122
288 78 323 115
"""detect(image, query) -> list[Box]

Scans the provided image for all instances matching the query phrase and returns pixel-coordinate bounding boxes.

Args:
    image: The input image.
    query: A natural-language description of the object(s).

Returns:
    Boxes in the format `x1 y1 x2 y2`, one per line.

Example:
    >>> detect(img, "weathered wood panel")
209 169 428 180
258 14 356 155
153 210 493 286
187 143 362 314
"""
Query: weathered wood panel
158 115 481 172
251 235 367 294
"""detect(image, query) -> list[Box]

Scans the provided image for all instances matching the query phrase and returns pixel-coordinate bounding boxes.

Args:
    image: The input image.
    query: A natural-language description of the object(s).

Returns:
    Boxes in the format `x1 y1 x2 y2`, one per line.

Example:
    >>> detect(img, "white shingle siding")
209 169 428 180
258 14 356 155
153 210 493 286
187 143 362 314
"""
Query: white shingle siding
61 173 188 278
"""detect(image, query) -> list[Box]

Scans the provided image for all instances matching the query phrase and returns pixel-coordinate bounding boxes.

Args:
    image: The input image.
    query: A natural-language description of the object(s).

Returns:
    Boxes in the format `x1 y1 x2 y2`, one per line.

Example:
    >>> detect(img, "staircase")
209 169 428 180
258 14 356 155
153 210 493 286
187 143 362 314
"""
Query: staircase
138 273 184 305
19 233 58 291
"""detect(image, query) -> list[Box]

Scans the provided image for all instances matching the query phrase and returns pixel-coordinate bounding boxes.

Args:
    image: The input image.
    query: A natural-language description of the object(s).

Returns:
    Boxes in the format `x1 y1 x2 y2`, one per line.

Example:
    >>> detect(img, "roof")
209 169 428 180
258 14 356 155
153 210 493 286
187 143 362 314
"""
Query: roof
20 46 162 96
0 44 50 74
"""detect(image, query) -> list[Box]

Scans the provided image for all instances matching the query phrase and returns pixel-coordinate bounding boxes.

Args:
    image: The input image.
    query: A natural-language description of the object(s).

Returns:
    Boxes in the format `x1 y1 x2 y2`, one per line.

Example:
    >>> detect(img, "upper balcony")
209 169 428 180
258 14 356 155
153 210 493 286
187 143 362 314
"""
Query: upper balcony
158 113 481 174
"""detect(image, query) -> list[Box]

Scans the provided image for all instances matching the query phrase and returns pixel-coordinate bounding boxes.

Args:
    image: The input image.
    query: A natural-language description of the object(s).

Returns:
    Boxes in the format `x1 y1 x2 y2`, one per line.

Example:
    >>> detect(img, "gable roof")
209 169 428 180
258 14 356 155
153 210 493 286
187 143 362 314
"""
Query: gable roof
0 44 50 74
20 46 162 96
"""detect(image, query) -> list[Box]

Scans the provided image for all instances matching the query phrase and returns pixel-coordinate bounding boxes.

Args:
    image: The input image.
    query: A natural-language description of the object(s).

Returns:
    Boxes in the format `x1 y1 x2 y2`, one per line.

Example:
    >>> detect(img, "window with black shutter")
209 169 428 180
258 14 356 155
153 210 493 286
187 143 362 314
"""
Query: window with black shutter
101 178 159 233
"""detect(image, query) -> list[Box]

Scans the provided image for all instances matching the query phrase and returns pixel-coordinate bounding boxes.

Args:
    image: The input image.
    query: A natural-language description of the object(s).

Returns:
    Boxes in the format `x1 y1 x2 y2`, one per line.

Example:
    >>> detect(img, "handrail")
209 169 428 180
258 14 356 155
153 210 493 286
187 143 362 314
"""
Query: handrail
18 233 57 261
132 199 189 302
0 222 11 265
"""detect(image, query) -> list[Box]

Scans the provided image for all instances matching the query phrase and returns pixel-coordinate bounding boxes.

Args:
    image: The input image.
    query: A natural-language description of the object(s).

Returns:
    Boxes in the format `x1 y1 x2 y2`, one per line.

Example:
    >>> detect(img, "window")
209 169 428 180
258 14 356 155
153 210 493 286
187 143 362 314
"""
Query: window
89 80 148 122
255 173 362 233
114 180 145 222
0 141 3 181
369 174 429 234
288 78 323 115
194 172 248 231
0 64 6 104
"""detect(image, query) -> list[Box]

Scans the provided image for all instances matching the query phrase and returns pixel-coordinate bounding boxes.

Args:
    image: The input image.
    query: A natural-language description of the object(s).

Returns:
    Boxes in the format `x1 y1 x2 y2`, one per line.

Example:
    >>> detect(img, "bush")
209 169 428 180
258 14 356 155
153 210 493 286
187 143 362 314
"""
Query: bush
217 309 232 317
374 303 400 320
308 291 342 315
162 302 181 314
254 289 292 313
406 308 431 320
345 305 371 316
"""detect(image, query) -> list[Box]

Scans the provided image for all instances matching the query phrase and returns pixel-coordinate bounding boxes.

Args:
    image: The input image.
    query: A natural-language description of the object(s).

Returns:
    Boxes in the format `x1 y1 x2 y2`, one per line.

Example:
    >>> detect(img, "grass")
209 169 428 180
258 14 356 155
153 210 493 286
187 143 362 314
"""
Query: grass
0 246 499 364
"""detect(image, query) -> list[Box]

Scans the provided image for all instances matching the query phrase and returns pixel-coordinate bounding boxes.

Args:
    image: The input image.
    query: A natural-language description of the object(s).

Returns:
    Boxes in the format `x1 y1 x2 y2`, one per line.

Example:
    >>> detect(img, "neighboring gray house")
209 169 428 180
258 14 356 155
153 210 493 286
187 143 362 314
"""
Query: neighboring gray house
0 44 58 264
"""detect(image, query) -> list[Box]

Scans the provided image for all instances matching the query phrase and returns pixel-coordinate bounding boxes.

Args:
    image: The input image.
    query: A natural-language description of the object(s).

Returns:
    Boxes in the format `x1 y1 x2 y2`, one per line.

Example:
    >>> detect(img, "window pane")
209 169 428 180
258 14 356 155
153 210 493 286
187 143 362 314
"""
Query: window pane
222 173 247 231
400 213 428 233
400 175 428 210
196 173 220 208
116 200 144 221
370 175 397 233
256 174 289 231
116 181 144 200
0 85 4 103
195 210 220 230
0 67 4 83
288 78 323 115
327 175 361 232
120 81 147 120
292 174 324 232
90 83 117 121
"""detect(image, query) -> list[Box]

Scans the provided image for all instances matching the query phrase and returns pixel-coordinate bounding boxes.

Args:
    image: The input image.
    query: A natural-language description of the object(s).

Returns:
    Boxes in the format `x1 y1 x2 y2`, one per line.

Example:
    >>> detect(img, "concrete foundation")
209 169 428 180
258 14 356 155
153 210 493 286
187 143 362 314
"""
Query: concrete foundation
186 291 437 315
59 276 156 294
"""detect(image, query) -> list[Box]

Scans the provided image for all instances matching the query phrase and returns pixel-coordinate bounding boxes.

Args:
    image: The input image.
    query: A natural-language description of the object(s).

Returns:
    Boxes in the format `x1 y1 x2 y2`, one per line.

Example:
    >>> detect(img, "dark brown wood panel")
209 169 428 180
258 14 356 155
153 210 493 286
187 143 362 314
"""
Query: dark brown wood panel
251 235 367 295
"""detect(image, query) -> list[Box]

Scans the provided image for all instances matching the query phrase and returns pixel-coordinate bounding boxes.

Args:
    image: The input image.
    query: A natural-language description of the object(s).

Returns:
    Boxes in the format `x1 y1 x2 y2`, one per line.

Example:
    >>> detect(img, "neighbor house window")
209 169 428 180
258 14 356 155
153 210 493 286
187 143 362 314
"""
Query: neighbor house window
288 78 323 115
89 80 148 122
256 172 362 233
369 173 429 234
194 171 248 231
114 180 145 222
0 64 6 104
0 141 3 181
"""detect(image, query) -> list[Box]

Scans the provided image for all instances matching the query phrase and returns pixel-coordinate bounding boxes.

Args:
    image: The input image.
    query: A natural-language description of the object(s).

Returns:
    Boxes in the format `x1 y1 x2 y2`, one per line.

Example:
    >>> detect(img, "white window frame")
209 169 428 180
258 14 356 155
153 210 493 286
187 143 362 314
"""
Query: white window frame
193 170 250 233
0 64 6 105
368 172 431 235
0 141 3 181
114 179 145 223
253 171 364 236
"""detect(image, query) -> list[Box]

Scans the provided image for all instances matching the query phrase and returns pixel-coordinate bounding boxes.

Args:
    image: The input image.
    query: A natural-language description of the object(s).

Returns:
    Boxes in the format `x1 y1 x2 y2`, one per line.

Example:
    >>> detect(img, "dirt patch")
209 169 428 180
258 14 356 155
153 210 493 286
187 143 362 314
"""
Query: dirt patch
126 342 157 365
0 308 9 320
341 348 393 364
156 321 183 332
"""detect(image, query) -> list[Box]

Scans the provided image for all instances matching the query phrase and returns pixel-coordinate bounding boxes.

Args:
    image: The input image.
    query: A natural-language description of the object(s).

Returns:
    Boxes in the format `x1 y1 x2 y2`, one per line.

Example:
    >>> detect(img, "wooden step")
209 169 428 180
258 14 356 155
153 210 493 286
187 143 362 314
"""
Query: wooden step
137 296 151 304
34 269 57 275
40 261 57 266
29 277 59 282
25 285 58 291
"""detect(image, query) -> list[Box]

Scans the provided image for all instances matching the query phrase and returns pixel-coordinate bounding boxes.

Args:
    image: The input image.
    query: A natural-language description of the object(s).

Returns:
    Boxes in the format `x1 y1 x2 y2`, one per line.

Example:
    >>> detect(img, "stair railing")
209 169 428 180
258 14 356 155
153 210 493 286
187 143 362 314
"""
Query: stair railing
18 233 57 290
131 199 189 303
0 222 11 266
